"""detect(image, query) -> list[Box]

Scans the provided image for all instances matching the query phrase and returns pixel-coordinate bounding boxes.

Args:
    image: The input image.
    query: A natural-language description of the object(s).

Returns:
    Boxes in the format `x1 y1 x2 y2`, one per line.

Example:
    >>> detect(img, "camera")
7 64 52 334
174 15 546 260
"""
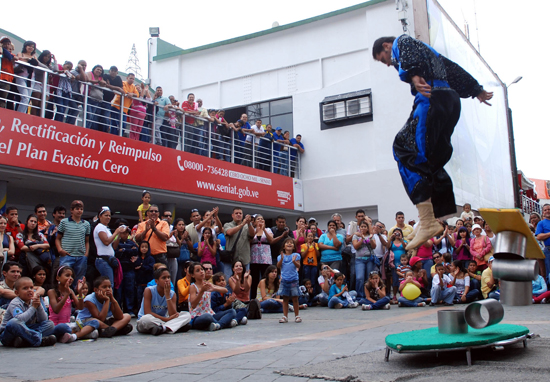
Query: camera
307 257 314 264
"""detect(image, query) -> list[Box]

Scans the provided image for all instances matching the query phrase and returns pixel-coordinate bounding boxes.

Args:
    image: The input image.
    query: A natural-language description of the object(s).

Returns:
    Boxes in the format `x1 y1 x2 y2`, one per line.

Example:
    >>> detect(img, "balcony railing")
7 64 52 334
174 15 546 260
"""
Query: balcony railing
0 56 301 178
521 194 541 216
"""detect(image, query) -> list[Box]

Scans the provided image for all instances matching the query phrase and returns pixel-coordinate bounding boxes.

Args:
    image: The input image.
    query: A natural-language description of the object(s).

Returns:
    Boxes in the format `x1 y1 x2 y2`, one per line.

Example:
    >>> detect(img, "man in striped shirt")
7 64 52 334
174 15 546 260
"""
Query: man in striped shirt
55 200 90 286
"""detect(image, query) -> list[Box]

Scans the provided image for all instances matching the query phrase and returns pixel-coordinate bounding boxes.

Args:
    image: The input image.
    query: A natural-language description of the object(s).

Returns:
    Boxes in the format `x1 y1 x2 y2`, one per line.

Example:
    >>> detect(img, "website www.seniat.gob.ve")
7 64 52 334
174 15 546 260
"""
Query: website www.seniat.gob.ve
196 180 259 199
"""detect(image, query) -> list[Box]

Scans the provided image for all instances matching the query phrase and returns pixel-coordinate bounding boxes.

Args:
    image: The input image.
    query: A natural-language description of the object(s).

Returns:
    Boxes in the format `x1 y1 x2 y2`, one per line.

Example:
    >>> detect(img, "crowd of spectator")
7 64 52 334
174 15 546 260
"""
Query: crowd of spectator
0 37 305 175
1 197 548 347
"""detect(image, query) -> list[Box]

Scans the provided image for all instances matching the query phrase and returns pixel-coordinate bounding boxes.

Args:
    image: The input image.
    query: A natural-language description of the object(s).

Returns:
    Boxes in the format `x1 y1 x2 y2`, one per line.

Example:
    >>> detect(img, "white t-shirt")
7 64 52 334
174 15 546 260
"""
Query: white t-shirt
433 273 453 287
372 234 387 259
94 223 114 257
246 125 264 144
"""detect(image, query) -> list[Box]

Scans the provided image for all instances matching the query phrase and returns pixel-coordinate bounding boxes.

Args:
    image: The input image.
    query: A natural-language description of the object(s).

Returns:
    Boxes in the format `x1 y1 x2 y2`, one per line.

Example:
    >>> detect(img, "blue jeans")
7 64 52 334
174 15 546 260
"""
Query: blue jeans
358 296 391 310
454 289 480 304
328 296 348 308
421 259 433 283
260 299 283 313
470 278 481 292
110 106 127 136
95 258 114 287
398 296 426 307
302 265 318 289
191 309 236 330
235 307 247 323
431 285 456 304
116 270 135 312
86 98 103 131
65 96 82 125
54 91 71 122
355 257 376 298
544 247 550 284
314 292 329 307
59 255 87 288
0 319 55 347
488 291 500 300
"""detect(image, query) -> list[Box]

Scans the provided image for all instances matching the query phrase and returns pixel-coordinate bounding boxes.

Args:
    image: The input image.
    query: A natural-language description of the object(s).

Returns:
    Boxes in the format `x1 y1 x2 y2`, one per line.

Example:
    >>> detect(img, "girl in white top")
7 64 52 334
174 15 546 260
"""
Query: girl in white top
94 206 125 286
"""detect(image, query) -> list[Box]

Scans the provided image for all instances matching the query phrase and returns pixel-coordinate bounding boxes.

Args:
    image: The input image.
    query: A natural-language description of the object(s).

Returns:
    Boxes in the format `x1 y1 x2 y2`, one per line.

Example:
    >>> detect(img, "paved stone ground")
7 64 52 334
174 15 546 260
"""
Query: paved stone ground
0 304 548 382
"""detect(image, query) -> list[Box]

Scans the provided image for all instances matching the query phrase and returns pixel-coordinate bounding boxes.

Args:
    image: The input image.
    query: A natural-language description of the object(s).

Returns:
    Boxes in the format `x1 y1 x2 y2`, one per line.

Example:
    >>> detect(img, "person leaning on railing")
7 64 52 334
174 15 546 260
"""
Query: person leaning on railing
128 83 151 141
84 65 107 132
0 36 16 109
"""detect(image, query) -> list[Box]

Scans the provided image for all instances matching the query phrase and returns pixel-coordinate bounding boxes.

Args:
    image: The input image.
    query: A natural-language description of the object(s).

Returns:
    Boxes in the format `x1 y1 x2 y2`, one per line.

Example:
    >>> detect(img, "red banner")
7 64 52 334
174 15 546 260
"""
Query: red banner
0 109 296 210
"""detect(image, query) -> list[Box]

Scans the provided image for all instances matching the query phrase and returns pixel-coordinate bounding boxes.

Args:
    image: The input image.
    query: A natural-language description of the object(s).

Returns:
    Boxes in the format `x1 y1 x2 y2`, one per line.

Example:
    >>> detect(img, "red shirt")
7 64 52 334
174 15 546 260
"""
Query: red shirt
181 101 197 125
5 223 25 260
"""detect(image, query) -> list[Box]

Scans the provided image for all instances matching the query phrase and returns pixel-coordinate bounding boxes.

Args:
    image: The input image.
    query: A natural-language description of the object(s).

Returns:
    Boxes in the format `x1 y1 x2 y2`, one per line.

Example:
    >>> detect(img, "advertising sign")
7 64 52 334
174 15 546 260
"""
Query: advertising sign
0 109 301 210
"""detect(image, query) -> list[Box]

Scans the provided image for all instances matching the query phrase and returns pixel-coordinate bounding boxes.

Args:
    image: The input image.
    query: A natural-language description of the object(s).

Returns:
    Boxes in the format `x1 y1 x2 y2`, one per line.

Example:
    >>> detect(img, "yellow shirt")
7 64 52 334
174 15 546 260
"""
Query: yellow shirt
388 224 414 239
481 267 493 298
111 81 139 113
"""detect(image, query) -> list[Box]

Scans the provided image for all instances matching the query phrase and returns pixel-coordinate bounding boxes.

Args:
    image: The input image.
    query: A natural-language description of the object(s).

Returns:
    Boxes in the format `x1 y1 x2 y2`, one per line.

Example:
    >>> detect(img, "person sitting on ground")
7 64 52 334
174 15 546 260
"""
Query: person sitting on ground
0 262 22 322
147 263 175 291
449 261 480 303
137 268 191 336
481 256 499 300
328 272 358 309
177 262 193 311
228 260 261 319
532 273 550 304
315 264 334 306
298 278 316 307
397 271 428 307
409 256 429 297
76 276 132 338
257 265 284 314
466 260 482 292
430 264 456 306
360 271 391 310
0 277 63 347
211 272 248 325
188 262 237 331
48 266 98 340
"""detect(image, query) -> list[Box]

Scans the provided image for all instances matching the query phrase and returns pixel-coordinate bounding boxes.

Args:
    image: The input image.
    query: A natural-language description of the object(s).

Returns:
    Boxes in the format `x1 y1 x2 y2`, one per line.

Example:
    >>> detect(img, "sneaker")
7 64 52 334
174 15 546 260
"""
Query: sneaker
362 304 372 311
383 303 391 310
100 326 118 338
60 333 77 343
240 316 248 326
13 337 26 348
398 302 403 307
418 302 426 307
444 302 454 306
230 319 238 328
542 298 547 304
429 302 436 307
117 324 134 336
151 325 164 336
40 335 57 347
82 330 99 340
247 299 262 319
208 322 218 331
335 303 343 309
348 302 359 308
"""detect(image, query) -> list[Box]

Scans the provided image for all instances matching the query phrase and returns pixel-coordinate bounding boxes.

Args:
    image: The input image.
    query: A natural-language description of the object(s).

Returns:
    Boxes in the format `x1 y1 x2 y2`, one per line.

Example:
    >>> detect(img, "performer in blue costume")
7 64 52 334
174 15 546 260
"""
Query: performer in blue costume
373 35 493 251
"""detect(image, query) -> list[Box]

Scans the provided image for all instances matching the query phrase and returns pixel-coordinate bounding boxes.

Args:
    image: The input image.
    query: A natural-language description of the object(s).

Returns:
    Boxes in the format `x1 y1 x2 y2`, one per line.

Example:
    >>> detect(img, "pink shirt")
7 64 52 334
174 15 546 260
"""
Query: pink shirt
48 297 72 325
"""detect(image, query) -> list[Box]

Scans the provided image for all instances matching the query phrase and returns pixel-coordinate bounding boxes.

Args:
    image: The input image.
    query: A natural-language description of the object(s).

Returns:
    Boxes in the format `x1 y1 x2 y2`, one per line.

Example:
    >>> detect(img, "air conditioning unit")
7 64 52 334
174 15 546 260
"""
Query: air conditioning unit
322 101 346 121
346 97 371 116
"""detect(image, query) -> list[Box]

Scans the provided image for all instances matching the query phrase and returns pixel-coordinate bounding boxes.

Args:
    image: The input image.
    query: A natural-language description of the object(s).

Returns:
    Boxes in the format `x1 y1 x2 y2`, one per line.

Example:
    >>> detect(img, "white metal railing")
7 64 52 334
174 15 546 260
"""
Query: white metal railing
0 55 301 178
521 194 541 215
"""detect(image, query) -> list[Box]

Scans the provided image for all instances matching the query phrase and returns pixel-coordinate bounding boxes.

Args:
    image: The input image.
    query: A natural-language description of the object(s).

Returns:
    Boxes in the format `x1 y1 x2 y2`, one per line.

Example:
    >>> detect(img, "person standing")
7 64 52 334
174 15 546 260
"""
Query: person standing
372 35 493 251
222 208 254 280
135 205 170 265
111 73 139 136
55 200 90 286
535 204 550 284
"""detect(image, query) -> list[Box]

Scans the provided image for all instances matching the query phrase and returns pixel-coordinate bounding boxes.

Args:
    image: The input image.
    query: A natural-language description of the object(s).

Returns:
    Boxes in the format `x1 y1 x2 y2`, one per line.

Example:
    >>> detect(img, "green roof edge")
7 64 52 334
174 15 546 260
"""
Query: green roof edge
153 0 387 61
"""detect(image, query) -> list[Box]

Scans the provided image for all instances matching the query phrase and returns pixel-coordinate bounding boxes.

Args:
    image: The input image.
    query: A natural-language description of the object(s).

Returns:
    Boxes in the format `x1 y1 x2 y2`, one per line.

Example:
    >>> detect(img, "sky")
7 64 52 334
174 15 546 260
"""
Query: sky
2 0 546 180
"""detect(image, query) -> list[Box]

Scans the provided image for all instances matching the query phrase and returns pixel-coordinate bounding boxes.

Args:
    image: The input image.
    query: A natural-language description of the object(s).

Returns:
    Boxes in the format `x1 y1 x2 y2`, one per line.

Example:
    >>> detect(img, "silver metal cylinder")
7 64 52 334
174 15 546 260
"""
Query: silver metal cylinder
494 231 527 260
493 259 539 281
464 299 504 329
438 310 468 334
500 280 533 306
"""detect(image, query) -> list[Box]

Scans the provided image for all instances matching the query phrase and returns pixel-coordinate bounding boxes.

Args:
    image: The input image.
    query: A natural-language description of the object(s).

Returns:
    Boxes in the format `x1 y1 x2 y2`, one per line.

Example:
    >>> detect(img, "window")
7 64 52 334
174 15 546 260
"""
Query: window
319 90 372 130
247 97 293 135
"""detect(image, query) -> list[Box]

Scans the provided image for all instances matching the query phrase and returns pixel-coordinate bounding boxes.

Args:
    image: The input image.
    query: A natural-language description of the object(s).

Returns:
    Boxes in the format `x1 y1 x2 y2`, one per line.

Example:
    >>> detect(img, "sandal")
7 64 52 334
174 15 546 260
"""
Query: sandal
279 316 288 323
295 316 302 323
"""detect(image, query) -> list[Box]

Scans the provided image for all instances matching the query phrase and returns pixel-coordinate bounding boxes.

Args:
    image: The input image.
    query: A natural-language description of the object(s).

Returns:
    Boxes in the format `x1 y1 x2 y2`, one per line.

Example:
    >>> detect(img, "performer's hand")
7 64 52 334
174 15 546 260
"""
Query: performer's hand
477 90 493 106
411 76 431 98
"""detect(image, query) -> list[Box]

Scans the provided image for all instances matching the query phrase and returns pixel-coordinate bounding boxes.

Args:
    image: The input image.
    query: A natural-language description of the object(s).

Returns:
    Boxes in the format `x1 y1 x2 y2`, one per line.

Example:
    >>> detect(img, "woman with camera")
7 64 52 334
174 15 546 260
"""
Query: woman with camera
352 221 376 299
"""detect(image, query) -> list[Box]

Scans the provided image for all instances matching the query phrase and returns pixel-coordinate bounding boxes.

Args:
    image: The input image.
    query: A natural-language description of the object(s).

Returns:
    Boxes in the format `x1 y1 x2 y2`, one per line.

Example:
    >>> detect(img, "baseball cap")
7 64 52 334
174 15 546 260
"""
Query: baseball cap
275 127 282 131
308 217 316 222
472 224 482 231
488 256 495 263
474 215 483 220
0 36 11 43
409 256 422 266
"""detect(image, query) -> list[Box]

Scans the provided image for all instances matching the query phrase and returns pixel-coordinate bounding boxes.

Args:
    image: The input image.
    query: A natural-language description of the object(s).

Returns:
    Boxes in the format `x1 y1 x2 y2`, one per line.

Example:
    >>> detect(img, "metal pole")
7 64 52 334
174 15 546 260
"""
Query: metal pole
287 146 291 177
152 104 157 145
119 95 124 137
40 72 48 118
181 113 186 151
207 122 212 157
270 140 274 173
230 130 235 164
252 141 255 169
82 83 88 127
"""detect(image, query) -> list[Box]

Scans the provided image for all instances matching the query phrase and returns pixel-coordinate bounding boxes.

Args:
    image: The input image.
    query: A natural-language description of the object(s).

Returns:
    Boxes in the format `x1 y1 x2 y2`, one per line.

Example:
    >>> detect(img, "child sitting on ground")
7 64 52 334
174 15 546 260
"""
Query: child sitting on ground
137 268 191 335
258 265 284 314
397 271 429 307
467 261 482 292
177 262 192 311
430 264 456 306
298 278 315 308
0 277 71 347
532 274 550 303
360 272 391 310
48 266 99 340
147 263 175 291
328 272 359 309
76 276 132 338
211 272 248 325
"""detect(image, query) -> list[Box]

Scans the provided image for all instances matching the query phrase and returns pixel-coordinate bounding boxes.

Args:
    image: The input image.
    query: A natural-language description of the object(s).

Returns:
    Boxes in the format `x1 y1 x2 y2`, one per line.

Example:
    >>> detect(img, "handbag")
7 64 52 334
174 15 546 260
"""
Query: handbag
219 227 243 263
166 240 180 259
178 245 191 263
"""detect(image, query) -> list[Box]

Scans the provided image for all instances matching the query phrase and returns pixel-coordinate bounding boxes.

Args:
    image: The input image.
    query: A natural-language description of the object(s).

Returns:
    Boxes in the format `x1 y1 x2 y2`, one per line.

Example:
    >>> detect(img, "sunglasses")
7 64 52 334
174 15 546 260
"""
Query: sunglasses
370 271 379 275
191 209 199 213
149 210 159 213
203 267 212 270
164 214 172 217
